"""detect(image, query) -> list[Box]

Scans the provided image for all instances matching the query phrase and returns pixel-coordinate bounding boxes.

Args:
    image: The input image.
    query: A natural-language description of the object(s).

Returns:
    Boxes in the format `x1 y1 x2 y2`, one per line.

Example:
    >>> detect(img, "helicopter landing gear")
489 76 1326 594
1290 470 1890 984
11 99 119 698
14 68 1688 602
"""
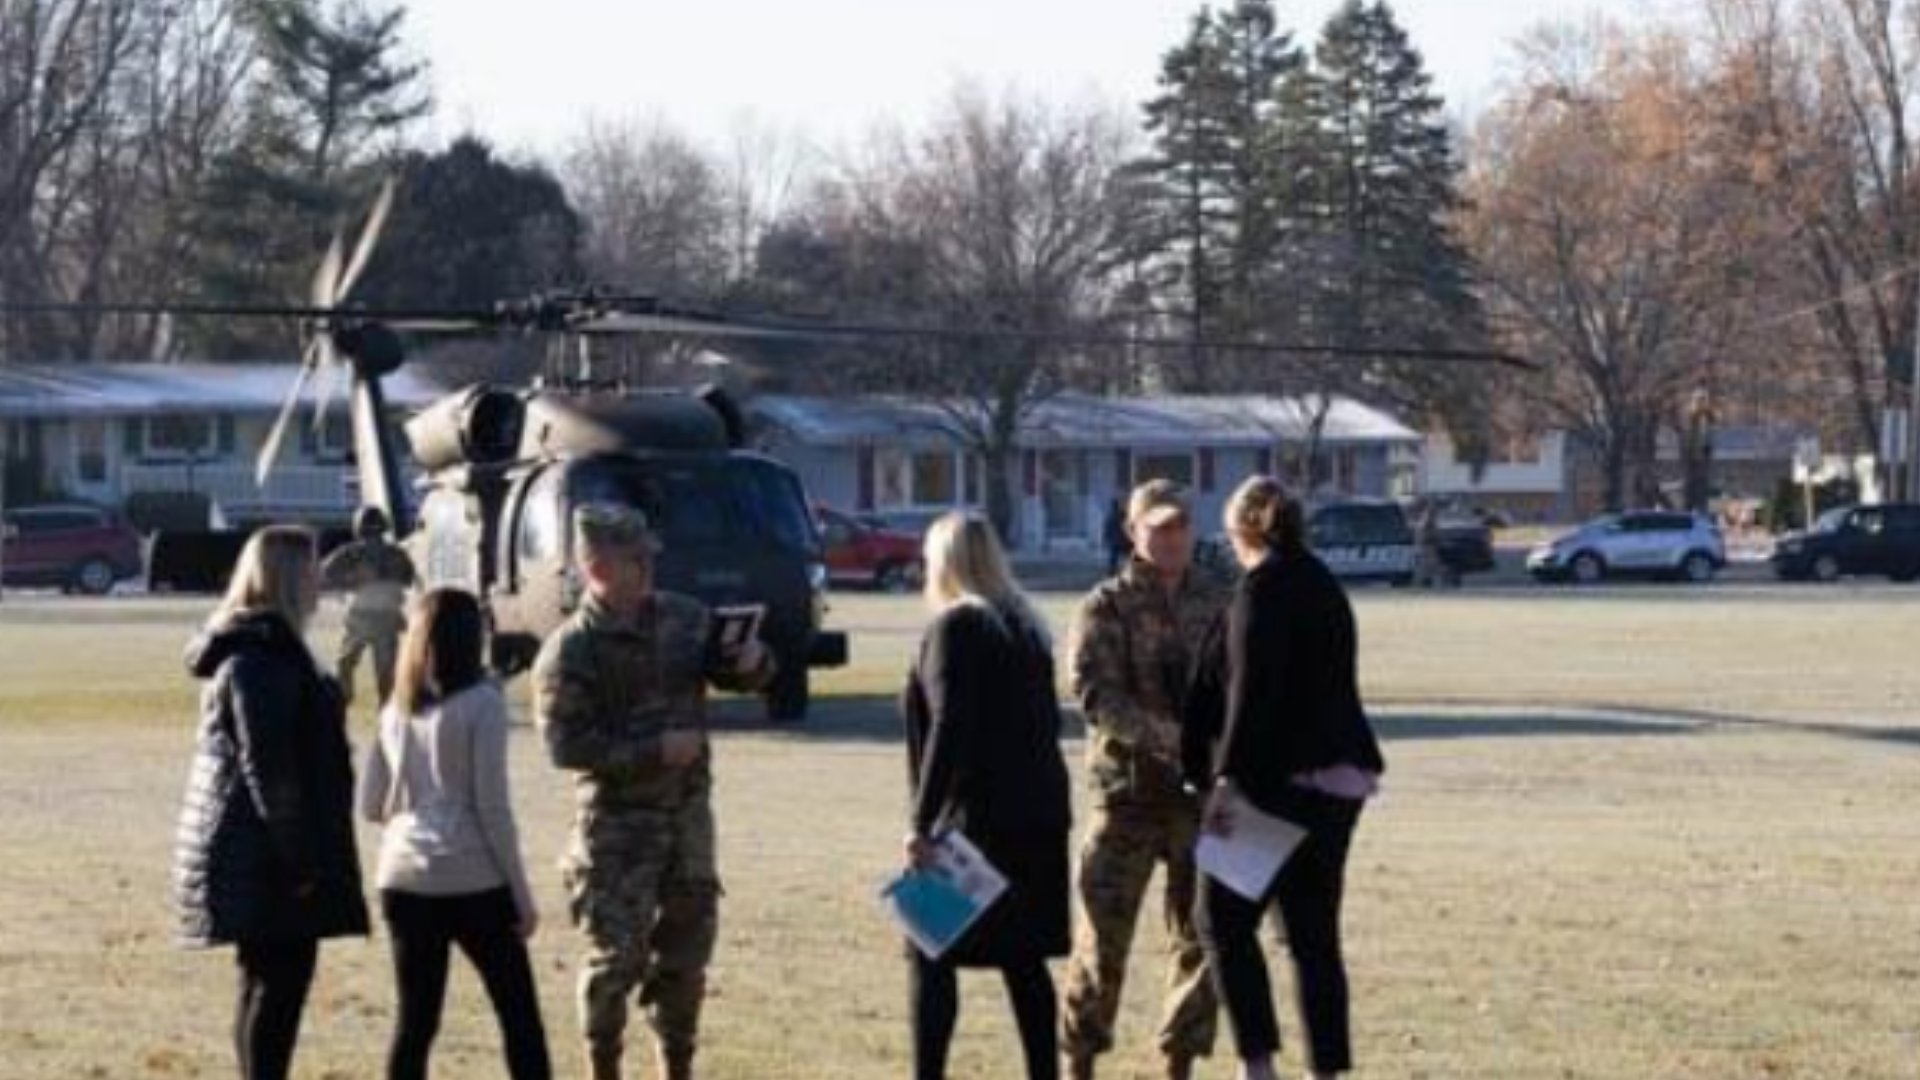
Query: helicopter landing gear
766 663 810 722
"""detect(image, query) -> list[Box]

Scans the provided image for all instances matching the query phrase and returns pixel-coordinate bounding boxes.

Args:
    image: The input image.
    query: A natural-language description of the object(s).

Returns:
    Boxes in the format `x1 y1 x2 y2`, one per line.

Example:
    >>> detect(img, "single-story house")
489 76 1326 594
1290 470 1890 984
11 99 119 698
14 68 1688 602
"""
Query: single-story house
0 362 445 526
750 392 1422 551
1420 430 1572 523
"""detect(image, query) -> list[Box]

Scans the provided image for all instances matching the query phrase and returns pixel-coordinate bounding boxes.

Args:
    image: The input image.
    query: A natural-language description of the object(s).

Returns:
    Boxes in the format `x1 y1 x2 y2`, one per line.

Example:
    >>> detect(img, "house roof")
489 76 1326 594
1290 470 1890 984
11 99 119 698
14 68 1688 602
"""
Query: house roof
0 362 447 419
751 391 1419 449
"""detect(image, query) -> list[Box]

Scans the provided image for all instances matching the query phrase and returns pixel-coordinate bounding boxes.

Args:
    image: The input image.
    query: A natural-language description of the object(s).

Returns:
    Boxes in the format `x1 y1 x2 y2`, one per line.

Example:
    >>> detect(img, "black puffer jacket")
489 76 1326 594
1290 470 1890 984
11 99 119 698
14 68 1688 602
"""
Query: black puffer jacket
173 612 369 947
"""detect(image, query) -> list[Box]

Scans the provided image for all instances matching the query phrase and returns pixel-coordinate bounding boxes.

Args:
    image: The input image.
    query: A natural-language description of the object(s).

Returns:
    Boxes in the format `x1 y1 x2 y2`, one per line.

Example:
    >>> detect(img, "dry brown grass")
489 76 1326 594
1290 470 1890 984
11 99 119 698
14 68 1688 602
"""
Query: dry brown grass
0 585 1914 1079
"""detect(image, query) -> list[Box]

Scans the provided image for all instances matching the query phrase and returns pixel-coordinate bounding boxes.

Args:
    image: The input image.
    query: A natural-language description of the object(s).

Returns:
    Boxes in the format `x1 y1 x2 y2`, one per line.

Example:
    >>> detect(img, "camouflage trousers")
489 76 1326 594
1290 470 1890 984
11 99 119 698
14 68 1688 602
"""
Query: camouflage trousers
563 798 720 1067
336 610 403 706
1062 799 1217 1062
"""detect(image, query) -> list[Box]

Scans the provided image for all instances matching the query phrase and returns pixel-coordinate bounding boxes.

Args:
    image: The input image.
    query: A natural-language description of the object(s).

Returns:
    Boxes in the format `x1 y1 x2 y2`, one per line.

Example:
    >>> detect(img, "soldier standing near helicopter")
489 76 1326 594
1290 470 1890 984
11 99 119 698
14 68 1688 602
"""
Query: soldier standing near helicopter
534 503 773 1080
320 505 415 706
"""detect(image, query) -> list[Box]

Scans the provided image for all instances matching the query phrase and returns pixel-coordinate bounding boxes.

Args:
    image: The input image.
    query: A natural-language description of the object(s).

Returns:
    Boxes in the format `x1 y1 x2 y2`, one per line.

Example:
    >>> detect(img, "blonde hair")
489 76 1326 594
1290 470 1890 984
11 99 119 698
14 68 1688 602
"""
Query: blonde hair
921 512 1048 644
212 526 319 631
1224 475 1307 555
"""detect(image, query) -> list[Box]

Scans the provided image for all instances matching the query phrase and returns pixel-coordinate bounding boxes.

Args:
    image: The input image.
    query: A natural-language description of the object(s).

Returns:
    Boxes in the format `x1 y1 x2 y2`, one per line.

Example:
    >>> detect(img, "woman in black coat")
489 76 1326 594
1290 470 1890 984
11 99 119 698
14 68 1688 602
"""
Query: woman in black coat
174 526 369 1080
902 512 1072 1080
1182 477 1385 1080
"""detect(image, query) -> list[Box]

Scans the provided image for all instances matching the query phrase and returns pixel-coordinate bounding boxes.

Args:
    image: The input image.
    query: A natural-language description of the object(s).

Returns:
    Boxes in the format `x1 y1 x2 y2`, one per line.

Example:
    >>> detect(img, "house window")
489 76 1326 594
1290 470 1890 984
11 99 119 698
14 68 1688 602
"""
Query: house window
877 447 969 509
1489 432 1542 465
314 412 353 460
1134 452 1195 487
145 415 217 458
75 421 107 483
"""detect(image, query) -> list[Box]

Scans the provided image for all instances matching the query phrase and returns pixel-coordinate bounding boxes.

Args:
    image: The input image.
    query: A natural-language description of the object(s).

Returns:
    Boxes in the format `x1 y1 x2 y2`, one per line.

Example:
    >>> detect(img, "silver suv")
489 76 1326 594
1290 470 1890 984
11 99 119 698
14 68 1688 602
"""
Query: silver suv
1527 511 1725 584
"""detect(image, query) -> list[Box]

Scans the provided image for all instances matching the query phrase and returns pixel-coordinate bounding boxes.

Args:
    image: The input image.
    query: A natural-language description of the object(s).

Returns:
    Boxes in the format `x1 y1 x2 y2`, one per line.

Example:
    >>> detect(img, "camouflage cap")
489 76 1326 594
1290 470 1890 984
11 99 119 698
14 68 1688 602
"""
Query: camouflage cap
1127 478 1192 528
573 501 663 557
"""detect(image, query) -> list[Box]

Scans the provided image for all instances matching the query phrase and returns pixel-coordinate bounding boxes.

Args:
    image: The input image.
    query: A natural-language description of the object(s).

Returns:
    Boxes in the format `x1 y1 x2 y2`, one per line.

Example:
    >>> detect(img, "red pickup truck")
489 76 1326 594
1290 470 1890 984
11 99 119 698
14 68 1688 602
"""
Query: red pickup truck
815 506 924 592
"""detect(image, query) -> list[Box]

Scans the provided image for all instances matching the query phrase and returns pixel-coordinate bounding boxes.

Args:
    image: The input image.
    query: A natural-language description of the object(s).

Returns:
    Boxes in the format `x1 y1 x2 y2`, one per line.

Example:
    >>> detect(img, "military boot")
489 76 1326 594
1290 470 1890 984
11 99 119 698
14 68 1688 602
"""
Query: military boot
1067 1052 1096 1080
586 1043 622 1080
657 1045 694 1080
1163 1051 1195 1080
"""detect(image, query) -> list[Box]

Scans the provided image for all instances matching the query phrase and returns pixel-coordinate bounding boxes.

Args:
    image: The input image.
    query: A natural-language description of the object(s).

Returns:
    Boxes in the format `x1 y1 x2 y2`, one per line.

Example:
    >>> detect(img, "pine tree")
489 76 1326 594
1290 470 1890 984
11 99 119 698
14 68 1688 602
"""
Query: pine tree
1309 0 1489 447
1134 1 1310 390
178 0 429 358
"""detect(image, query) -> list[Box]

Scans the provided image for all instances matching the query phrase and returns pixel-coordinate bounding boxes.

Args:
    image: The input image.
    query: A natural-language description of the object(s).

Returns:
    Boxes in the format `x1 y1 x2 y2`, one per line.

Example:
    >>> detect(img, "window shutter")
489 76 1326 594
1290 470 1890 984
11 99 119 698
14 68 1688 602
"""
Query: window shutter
122 419 142 458
217 416 236 456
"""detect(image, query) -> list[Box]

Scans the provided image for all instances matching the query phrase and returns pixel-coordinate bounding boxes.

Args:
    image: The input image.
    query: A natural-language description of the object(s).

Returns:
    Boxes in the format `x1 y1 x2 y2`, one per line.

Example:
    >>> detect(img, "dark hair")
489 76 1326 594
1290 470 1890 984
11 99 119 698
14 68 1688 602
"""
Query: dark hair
392 588 488 717
1224 475 1307 555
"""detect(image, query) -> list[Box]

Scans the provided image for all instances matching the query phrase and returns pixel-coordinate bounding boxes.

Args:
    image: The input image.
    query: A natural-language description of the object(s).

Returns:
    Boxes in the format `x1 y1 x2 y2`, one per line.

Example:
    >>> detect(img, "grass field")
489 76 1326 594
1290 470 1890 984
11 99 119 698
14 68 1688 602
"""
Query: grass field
0 584 1914 1079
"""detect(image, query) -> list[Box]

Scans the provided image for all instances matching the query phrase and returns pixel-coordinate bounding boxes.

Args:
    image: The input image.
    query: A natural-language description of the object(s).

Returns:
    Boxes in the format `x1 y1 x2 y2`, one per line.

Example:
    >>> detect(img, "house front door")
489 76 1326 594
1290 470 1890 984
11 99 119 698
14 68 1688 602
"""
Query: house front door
70 420 112 504
1041 450 1085 543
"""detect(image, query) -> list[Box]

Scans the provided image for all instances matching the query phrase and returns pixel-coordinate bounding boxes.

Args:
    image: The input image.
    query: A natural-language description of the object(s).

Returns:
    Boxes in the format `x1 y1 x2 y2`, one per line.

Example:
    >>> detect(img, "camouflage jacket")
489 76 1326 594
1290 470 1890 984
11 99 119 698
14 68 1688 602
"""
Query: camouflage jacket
320 539 415 619
1068 558 1232 806
533 590 774 810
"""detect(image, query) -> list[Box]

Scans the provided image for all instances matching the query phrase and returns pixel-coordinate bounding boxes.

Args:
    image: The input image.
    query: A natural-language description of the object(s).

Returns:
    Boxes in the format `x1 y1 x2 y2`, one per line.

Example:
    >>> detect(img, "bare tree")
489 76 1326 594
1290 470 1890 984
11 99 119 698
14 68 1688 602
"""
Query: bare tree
1467 20 1757 510
1702 0 1920 491
562 117 731 299
849 90 1139 538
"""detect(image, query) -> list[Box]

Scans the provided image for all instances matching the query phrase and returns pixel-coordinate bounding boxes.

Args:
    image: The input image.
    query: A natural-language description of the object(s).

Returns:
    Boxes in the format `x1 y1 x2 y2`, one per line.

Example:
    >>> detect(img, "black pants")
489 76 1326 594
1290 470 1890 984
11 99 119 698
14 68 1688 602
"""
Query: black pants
1197 792 1362 1074
235 937 318 1080
910 951 1058 1080
382 887 552 1080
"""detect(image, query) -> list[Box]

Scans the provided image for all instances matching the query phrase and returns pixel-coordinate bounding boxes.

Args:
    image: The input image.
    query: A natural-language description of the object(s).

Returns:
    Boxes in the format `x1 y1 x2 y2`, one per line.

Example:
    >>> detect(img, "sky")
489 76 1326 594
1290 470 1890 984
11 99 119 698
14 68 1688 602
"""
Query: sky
401 0 1664 159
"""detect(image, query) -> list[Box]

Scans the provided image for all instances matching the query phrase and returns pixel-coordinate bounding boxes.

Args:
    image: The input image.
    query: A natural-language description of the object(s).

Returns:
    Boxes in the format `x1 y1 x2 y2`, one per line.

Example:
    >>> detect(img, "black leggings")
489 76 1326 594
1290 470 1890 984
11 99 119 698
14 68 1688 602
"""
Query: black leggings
235 937 318 1080
910 952 1058 1080
381 887 552 1080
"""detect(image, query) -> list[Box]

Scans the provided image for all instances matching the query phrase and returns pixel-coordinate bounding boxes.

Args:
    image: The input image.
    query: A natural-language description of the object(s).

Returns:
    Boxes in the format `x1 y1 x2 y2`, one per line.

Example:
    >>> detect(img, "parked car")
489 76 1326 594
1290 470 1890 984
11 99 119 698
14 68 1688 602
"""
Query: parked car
1309 501 1417 585
1770 503 1920 582
1423 509 1497 577
815 505 924 592
1527 511 1725 584
0 503 145 594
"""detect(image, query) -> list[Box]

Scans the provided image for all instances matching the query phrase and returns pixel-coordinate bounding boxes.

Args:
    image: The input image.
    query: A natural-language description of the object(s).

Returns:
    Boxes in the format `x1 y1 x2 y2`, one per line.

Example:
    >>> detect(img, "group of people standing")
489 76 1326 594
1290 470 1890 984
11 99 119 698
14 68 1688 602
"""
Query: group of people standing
904 476 1384 1080
169 470 1382 1080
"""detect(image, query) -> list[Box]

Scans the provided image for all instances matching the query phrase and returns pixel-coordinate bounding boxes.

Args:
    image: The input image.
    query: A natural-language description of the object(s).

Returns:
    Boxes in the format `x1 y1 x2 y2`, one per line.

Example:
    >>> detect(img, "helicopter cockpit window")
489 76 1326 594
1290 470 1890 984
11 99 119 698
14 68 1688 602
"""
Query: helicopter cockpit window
572 463 734 548
726 457 819 553
519 468 567 564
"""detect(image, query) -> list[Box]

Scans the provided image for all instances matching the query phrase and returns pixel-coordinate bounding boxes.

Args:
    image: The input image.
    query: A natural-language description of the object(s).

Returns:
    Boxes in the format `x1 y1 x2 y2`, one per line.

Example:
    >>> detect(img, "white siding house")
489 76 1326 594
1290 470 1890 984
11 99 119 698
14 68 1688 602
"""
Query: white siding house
751 392 1421 551
0 363 444 525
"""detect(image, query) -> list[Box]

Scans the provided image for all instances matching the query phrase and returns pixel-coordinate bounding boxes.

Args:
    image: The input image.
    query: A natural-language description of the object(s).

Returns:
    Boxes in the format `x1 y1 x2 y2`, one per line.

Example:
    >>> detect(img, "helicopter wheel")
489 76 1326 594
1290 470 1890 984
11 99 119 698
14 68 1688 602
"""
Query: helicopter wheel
766 663 810 723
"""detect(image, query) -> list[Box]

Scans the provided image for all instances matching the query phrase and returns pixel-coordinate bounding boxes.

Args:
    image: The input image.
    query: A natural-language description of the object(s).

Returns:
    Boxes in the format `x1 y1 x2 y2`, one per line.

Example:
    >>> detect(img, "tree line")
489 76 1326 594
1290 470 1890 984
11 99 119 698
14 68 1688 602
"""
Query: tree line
5 0 1918 510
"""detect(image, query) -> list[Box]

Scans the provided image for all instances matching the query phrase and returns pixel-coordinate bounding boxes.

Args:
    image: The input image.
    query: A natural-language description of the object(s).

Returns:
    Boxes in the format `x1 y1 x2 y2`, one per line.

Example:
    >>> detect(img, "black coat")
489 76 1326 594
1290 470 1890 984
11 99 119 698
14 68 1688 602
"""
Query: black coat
1183 550 1385 816
173 612 369 947
902 601 1071 964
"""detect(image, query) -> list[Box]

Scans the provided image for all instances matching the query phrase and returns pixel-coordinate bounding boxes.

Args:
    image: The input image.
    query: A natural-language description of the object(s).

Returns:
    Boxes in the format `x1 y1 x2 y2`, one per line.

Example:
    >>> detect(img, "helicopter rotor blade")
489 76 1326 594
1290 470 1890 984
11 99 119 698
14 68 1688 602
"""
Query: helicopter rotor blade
310 337 343 436
311 230 346 311
573 311 812 339
257 338 322 488
334 177 395 304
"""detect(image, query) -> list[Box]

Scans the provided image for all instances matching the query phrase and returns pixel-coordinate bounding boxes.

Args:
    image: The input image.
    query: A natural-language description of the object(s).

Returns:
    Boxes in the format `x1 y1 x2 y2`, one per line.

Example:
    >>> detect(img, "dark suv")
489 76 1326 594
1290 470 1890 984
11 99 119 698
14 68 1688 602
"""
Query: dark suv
1 504 145 594
1771 503 1920 582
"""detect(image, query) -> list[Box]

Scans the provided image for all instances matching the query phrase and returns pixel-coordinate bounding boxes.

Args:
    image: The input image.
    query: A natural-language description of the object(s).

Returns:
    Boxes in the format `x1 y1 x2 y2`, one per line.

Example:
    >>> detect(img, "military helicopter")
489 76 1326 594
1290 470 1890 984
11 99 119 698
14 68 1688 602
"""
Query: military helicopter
2 180 1530 722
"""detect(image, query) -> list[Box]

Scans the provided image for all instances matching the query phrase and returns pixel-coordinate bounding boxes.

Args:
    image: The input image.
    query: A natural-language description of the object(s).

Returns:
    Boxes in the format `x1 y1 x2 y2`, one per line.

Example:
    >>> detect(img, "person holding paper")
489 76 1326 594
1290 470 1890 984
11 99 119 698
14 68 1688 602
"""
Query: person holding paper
532 503 774 1080
1062 480 1231 1080
901 512 1073 1080
1183 477 1385 1080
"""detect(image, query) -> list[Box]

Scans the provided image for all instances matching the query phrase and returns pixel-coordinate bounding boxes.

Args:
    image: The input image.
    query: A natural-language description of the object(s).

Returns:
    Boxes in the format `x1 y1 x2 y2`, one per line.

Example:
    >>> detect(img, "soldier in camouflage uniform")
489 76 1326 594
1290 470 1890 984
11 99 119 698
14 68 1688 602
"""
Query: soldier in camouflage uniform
320 505 415 706
1063 480 1233 1080
533 503 774 1080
